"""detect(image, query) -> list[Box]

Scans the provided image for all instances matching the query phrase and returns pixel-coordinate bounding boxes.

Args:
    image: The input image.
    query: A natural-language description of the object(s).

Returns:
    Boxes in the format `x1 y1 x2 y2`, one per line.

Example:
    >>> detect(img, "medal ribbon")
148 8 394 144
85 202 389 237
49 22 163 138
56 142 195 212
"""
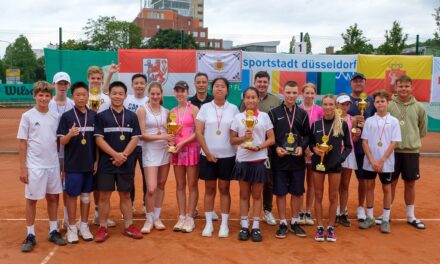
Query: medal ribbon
283 104 297 133
110 107 125 137
148 103 163 134
375 114 388 144
73 107 87 141
212 101 227 134
321 117 335 140
393 101 408 122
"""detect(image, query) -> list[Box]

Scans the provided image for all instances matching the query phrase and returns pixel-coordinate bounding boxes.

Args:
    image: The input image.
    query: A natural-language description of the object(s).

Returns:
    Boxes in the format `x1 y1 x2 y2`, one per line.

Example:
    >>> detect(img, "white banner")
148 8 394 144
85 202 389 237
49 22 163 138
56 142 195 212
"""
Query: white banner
196 50 242 82
431 57 440 103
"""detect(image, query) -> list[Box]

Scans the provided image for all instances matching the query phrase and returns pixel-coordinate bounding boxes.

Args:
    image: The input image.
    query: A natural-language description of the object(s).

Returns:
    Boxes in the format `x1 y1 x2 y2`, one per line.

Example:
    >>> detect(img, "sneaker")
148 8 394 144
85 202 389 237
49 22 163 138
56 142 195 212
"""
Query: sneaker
380 221 391 233
212 211 219 221
153 219 166 231
305 212 314 225
48 230 67 246
339 214 351 227
359 217 376 229
289 222 307 237
298 212 306 225
218 224 229 238
357 207 366 222
21 234 36 252
326 226 336 242
173 216 185 232
67 226 79 244
250 228 263 242
375 215 383 225
335 215 340 227
141 221 153 234
123 224 143 239
263 210 276 225
314 226 325 242
142 206 147 215
238 227 250 241
95 227 108 243
93 216 116 228
182 217 195 233
78 224 94 241
202 223 214 237
275 223 288 239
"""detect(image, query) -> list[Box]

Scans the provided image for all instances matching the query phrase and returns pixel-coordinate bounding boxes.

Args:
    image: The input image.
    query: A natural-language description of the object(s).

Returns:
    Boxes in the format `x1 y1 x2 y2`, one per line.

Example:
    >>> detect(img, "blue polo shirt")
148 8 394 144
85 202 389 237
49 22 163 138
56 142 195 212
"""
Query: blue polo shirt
348 95 376 154
94 107 141 174
57 107 96 173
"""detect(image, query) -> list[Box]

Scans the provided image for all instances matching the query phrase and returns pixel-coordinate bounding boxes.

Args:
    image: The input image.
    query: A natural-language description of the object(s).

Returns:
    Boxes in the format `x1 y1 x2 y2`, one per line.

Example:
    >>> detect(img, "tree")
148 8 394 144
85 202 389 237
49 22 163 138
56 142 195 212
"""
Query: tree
434 3 440 40
337 23 374 54
376 21 408 55
62 39 93 50
289 35 296 53
303 32 312 54
3 35 38 83
84 16 143 50
35 56 46 81
0 58 5 83
146 29 198 49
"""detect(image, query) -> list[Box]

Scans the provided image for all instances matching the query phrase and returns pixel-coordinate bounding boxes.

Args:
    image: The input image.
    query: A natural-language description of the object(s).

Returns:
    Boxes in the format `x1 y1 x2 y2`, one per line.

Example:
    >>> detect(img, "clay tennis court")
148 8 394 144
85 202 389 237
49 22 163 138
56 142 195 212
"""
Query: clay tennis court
1 107 439 263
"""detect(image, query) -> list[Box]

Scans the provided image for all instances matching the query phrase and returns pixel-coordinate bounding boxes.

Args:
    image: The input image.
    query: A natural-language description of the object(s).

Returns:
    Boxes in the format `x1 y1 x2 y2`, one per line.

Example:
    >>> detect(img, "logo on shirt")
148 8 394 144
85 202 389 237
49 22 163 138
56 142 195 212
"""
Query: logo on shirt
143 58 168 85
277 117 285 120
127 103 139 112
35 122 40 126
316 130 322 133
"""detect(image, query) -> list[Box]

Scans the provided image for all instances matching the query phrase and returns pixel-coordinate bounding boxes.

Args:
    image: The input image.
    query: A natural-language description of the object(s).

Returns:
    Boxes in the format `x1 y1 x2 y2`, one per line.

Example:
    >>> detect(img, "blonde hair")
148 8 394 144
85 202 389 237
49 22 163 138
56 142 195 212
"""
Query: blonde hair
148 82 164 106
87 66 103 77
33 81 53 96
301 83 317 93
322 94 344 137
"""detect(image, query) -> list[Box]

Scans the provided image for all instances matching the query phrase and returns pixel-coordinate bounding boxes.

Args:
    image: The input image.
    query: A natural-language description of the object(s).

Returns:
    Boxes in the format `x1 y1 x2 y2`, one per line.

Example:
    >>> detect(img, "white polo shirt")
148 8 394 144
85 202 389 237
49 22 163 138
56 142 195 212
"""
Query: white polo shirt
48 98 74 115
17 108 59 169
124 94 149 113
231 111 273 162
361 113 401 172
197 101 239 158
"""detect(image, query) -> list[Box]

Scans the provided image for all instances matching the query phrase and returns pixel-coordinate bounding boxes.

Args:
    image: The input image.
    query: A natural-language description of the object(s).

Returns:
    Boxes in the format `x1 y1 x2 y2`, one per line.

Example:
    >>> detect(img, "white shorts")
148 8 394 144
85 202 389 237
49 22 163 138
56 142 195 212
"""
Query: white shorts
342 151 358 170
142 146 170 167
25 167 63 200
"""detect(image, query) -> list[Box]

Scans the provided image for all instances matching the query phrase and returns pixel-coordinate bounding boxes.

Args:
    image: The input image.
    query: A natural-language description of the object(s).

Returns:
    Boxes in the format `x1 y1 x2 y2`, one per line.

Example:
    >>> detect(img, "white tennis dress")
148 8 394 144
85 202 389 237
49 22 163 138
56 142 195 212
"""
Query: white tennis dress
142 105 170 167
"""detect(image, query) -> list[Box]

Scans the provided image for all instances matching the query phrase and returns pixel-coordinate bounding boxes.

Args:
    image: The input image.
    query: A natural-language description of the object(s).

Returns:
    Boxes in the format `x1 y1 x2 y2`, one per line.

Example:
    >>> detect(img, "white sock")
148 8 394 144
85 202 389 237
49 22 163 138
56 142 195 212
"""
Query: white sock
94 206 99 218
63 206 69 224
80 221 88 229
205 212 213 225
69 224 77 231
146 212 154 223
240 217 249 228
178 215 186 221
27 225 35 235
221 213 229 227
383 208 391 222
49 221 58 233
252 217 260 229
336 206 340 216
280 219 288 225
367 208 374 219
291 217 299 224
407 205 415 222
153 207 161 220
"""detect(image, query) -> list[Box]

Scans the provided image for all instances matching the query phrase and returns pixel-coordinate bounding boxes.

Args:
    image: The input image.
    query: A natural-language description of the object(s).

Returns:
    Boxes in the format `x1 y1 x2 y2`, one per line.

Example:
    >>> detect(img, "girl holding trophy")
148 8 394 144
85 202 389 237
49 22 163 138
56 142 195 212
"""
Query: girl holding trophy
230 87 275 242
309 95 352 242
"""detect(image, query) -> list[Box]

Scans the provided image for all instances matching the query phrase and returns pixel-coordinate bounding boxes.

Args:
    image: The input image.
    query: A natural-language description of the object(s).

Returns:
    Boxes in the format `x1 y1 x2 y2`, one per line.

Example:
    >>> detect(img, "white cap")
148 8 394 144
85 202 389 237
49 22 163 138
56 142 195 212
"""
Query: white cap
336 94 351 104
53 72 71 84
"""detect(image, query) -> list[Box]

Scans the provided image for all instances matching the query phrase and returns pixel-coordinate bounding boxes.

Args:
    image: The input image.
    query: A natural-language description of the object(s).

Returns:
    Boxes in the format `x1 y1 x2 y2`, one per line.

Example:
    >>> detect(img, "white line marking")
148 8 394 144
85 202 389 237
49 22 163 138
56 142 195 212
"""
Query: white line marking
2 218 440 221
40 246 58 264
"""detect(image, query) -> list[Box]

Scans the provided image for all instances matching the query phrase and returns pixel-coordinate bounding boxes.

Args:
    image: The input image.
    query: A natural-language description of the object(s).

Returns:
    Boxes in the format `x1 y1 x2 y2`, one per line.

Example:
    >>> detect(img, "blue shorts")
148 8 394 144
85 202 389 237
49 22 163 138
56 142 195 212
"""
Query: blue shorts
65 172 94 196
273 170 305 196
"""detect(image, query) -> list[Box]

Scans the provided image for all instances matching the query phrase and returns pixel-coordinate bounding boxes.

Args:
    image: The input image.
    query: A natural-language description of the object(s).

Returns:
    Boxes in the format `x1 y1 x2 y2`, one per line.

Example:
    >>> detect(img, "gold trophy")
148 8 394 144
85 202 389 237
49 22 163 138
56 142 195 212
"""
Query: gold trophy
355 92 370 128
89 87 102 109
166 112 181 153
242 110 258 148
315 135 333 172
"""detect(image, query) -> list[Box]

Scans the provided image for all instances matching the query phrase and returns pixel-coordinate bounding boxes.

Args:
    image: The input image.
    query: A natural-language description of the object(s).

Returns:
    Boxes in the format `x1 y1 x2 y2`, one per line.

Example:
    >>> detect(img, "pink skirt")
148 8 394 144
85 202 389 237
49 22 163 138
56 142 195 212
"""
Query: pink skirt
172 142 200 166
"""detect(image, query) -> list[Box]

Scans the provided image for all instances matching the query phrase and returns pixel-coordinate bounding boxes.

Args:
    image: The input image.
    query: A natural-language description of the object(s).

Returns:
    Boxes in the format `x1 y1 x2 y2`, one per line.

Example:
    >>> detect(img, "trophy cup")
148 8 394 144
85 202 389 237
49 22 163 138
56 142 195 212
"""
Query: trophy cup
355 92 370 128
89 87 102 109
283 132 298 155
166 112 181 153
242 110 258 148
315 135 333 172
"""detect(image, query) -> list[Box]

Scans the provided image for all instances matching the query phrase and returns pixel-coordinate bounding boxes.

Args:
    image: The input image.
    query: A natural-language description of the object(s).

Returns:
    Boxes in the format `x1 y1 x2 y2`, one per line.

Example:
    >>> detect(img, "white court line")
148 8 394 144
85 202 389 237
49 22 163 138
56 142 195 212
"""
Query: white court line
40 246 58 264
1 218 440 221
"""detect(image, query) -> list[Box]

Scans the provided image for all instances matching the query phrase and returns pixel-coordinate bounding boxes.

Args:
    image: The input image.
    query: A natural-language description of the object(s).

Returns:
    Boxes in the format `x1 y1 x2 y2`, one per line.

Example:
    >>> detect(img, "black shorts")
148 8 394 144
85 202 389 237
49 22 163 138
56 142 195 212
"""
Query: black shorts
97 173 134 192
199 155 235 181
362 170 393 185
392 152 420 182
273 170 305 196
354 153 366 179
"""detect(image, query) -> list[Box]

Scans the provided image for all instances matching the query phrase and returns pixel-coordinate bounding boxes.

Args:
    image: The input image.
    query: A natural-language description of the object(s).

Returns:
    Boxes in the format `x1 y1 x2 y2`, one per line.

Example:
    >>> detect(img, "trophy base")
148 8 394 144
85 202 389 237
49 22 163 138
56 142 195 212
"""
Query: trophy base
316 164 326 172
285 147 296 155
168 146 177 153
243 141 253 148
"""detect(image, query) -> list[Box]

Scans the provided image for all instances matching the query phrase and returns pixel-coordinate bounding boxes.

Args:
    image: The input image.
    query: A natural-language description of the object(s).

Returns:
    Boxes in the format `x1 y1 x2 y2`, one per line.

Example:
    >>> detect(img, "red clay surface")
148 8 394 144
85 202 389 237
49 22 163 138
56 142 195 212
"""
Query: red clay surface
1 108 440 263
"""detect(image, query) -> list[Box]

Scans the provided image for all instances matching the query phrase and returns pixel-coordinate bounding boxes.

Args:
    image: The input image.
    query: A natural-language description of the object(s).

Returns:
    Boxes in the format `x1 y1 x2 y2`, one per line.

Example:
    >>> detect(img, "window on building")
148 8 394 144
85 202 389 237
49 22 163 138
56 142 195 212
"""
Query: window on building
215 42 220 48
193 32 198 37
156 25 160 30
199 42 206 48
200 32 206 38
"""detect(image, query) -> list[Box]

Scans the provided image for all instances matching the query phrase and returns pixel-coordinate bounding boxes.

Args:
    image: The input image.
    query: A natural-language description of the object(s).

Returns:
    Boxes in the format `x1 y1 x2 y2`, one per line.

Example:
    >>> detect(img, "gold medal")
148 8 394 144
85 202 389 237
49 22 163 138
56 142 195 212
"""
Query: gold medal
351 128 357 134
216 130 221 135
400 120 405 126
287 132 295 144
81 138 87 145
378 141 383 147
120 134 125 141
322 135 329 143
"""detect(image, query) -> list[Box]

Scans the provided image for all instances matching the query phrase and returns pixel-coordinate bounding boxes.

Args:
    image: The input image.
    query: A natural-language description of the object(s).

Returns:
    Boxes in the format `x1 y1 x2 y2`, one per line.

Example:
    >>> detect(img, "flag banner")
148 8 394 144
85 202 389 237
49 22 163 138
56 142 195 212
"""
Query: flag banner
241 52 357 96
118 49 196 96
197 50 242 82
358 55 432 102
431 57 440 103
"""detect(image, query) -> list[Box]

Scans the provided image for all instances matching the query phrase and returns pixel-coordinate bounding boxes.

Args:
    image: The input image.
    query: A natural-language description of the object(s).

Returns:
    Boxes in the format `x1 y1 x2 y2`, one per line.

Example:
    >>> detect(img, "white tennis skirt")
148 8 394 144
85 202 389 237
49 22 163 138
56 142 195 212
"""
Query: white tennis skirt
342 151 358 170
142 144 170 167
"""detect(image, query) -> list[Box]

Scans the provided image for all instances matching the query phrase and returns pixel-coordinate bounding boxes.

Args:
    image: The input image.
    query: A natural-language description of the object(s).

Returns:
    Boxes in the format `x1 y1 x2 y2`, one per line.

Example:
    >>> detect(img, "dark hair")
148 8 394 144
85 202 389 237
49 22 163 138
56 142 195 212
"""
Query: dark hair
212 77 230 91
194 72 208 81
372 90 389 100
254 71 270 81
396 75 412 85
284 80 298 88
71 81 89 94
131 73 147 83
109 81 127 93
243 86 260 98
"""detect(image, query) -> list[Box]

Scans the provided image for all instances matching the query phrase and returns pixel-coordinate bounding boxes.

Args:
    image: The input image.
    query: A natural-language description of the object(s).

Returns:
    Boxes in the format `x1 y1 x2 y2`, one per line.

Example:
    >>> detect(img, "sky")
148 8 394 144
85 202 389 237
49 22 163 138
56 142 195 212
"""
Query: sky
0 0 438 58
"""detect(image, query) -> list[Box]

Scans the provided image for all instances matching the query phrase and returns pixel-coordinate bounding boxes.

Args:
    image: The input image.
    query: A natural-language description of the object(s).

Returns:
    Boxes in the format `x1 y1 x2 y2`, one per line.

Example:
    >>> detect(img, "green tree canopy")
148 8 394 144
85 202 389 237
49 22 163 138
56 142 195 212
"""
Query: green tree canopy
62 39 93 50
84 16 143 50
303 32 312 54
146 29 199 49
289 35 296 53
3 35 38 83
337 23 374 54
376 21 408 55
